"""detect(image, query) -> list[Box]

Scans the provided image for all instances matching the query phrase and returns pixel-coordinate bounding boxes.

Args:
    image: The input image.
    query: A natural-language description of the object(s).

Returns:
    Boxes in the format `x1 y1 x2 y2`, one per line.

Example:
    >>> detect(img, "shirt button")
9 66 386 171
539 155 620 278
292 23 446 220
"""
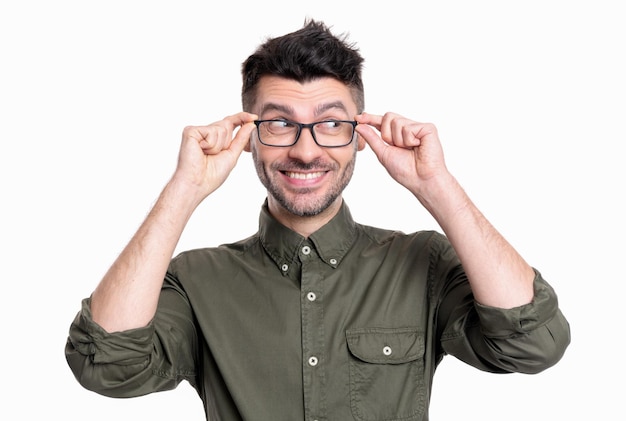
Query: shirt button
307 292 316 301
301 245 311 255
308 356 318 366
383 346 392 356
329 258 337 265
281 264 289 272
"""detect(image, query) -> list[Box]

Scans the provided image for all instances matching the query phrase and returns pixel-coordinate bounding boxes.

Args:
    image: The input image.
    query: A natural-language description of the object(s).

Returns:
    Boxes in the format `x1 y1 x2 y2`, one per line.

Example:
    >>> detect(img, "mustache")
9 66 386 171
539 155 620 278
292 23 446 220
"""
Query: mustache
271 159 338 172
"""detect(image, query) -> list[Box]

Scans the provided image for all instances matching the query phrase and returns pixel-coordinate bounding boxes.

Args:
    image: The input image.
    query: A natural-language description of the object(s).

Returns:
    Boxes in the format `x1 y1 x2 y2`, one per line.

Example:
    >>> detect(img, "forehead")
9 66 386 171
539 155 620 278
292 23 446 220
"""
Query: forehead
253 75 357 117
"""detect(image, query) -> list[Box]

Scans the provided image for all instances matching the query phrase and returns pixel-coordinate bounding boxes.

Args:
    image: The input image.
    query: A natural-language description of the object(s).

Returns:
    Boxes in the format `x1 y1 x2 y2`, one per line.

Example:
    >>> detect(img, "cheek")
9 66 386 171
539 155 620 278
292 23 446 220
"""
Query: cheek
332 147 358 167
251 144 281 168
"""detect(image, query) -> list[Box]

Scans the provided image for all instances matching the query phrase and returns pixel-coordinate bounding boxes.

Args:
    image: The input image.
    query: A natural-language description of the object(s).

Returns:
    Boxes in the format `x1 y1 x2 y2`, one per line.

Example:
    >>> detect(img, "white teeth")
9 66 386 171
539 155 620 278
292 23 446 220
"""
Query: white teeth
285 171 325 180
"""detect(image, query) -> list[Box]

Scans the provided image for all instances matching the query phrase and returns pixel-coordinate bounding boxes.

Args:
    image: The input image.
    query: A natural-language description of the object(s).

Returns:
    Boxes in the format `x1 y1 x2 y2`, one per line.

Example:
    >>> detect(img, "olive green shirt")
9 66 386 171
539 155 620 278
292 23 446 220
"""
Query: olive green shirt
66 200 570 421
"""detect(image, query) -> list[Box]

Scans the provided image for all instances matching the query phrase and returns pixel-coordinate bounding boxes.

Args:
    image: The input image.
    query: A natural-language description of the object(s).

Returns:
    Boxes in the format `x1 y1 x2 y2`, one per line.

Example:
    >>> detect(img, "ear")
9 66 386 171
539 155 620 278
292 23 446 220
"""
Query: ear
356 133 366 151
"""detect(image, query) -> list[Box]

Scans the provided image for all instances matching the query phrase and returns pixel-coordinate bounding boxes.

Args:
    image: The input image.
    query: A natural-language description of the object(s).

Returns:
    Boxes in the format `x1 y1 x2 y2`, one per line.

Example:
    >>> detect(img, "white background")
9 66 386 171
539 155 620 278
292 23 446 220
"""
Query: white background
1 1 624 419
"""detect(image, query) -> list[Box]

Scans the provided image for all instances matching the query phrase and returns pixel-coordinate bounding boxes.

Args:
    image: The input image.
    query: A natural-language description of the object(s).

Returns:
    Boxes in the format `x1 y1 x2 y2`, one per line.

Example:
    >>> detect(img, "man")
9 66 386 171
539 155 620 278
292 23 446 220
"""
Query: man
66 19 570 420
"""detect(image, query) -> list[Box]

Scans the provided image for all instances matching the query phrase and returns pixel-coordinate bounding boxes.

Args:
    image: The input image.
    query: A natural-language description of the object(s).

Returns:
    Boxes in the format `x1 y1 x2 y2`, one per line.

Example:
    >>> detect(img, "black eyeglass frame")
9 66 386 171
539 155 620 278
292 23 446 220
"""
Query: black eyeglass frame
253 119 358 148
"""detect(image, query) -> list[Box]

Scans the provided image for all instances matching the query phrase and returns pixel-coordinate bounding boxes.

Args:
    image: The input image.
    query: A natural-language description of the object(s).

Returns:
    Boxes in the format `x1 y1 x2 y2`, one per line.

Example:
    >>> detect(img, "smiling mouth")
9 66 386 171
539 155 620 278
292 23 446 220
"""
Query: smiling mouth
284 171 327 180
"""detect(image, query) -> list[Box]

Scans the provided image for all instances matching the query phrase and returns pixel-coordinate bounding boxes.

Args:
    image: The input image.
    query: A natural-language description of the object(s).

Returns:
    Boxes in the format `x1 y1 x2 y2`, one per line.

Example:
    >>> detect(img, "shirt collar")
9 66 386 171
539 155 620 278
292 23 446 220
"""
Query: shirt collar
258 199 358 272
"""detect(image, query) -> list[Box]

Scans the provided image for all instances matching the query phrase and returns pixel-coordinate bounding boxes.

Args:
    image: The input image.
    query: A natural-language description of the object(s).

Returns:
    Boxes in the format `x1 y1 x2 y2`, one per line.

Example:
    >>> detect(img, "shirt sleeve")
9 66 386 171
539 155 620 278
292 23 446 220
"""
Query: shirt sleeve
64 276 198 398
433 235 571 374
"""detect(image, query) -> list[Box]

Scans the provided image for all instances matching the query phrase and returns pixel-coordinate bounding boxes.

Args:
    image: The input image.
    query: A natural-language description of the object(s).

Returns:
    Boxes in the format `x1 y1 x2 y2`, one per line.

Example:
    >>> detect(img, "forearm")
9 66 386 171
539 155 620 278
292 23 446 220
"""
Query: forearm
91 178 202 332
417 173 535 308
88 113 255 332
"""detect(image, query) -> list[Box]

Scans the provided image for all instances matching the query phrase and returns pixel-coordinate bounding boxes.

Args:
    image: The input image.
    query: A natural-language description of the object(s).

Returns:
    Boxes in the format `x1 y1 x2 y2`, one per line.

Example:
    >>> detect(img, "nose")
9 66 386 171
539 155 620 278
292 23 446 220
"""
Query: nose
287 126 324 163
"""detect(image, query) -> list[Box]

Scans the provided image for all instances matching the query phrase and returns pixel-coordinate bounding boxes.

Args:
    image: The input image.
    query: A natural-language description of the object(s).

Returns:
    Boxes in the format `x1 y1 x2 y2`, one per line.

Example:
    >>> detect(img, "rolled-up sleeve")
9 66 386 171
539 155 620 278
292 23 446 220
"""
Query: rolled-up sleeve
65 277 198 398
440 270 571 374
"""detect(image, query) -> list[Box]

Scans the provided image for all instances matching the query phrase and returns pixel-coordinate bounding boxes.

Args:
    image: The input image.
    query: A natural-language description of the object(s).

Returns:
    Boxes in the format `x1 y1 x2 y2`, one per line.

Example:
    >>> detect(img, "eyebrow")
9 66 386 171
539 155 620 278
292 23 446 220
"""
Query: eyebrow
259 103 294 116
315 101 349 116
259 101 349 119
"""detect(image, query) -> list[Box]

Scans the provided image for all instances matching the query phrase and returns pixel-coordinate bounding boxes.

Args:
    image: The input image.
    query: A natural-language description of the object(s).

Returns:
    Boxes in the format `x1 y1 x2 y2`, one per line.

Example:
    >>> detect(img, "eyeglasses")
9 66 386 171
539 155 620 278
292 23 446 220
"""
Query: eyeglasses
254 119 357 148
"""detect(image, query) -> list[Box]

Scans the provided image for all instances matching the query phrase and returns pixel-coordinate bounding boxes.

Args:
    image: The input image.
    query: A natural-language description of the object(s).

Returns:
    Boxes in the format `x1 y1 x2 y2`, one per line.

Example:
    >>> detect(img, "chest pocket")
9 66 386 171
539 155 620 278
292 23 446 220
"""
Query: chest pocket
346 327 426 421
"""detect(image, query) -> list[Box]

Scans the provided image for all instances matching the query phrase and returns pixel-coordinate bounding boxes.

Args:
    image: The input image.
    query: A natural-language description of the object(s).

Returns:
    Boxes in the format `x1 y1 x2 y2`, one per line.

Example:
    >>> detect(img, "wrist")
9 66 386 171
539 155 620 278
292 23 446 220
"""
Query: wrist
160 175 207 217
414 172 470 222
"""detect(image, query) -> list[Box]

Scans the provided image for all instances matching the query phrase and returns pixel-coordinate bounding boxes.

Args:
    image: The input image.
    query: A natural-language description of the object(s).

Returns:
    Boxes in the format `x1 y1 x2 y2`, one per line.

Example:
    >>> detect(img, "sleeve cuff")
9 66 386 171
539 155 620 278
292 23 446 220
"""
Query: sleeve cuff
68 297 155 364
474 270 559 338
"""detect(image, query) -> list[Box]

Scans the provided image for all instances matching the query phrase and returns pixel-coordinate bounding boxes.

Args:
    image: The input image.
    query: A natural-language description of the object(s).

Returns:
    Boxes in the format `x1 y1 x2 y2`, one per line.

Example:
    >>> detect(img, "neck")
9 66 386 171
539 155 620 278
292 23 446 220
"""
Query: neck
267 196 343 238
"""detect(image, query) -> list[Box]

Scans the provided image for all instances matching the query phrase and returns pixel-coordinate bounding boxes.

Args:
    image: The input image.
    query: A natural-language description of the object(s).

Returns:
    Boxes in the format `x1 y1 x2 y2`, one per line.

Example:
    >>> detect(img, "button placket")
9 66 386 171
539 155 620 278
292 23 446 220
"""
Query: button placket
299 241 326 419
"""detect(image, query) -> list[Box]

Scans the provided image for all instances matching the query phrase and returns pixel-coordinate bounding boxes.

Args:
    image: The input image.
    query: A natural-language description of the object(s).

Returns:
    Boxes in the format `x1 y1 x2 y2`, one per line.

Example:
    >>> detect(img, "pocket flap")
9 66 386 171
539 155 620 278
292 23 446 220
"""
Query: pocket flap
346 327 424 364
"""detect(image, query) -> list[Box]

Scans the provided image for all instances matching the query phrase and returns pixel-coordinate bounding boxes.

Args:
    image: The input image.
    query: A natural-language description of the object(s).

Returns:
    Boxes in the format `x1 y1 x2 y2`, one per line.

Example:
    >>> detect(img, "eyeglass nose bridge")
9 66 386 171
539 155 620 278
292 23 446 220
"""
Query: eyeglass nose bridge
293 122 320 145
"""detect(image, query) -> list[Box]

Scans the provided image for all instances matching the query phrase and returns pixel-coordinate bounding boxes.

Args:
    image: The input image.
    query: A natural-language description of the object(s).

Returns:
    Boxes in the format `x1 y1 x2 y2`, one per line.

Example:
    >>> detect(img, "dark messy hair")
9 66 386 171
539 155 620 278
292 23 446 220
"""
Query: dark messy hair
241 19 365 113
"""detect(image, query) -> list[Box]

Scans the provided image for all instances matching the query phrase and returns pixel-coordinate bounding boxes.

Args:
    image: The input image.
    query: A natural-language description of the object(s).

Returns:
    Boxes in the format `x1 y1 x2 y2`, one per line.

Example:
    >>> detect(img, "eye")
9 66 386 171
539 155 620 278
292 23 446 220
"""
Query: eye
268 120 291 129
315 120 346 134
320 120 341 128
262 120 297 135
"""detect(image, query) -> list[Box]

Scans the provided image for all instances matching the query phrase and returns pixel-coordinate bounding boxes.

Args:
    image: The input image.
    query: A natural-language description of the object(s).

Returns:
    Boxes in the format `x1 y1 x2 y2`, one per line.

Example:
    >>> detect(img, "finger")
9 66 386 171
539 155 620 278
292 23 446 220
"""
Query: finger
198 125 230 154
379 112 405 145
206 112 257 154
355 122 389 160
391 117 415 147
229 121 257 156
182 125 217 154
355 112 383 130
401 122 437 149
224 111 259 129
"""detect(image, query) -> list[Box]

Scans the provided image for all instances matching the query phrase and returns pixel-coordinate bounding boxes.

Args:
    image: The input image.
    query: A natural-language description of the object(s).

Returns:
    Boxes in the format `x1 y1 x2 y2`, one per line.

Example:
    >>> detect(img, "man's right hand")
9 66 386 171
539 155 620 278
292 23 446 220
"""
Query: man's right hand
173 111 258 204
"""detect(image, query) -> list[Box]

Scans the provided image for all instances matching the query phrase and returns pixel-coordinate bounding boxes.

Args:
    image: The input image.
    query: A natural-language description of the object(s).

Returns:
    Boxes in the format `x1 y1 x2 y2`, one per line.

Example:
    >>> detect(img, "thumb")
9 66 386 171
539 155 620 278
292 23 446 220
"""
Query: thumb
230 121 257 155
356 124 388 161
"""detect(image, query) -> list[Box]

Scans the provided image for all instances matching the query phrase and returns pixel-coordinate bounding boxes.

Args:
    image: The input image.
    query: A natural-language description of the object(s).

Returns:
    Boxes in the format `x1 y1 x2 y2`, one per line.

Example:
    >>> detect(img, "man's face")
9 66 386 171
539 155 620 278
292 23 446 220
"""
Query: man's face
247 75 365 218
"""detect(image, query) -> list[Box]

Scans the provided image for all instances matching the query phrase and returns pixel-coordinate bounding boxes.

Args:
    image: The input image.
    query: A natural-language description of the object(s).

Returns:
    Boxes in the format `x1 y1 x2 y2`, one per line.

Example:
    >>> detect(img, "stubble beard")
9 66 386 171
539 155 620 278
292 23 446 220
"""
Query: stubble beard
252 149 357 217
